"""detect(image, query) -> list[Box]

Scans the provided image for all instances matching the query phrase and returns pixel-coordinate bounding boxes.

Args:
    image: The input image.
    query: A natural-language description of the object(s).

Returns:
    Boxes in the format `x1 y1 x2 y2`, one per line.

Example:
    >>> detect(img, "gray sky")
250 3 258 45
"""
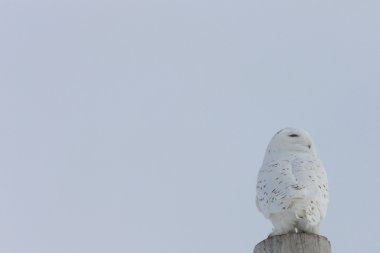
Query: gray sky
0 1 379 253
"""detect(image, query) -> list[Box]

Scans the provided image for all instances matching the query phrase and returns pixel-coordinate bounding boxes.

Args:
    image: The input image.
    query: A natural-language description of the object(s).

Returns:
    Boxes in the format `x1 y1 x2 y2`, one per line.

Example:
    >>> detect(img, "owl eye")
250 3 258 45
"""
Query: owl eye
288 134 299 137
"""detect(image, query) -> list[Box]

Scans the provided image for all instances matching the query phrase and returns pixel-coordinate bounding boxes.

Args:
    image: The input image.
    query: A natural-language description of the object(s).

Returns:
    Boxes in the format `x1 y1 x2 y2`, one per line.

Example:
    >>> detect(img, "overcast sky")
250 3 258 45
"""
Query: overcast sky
1 1 379 253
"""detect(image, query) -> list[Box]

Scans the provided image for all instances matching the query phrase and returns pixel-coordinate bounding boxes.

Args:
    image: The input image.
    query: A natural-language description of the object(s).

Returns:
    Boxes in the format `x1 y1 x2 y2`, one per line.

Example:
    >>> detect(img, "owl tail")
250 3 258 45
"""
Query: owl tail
292 200 321 226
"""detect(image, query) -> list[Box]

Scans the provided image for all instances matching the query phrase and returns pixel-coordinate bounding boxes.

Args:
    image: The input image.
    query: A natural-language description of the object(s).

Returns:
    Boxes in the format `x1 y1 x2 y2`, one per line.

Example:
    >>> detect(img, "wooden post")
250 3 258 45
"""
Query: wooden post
254 233 331 253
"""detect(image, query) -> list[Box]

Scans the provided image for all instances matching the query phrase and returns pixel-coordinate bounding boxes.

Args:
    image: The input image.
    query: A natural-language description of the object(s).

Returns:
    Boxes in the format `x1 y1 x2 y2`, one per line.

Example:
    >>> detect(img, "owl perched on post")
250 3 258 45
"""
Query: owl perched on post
256 128 328 236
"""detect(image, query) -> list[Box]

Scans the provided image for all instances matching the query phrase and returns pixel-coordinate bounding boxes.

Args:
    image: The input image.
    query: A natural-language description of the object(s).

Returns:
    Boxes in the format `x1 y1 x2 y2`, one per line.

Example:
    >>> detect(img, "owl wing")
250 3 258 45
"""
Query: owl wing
256 156 328 219
290 157 329 219
256 159 306 218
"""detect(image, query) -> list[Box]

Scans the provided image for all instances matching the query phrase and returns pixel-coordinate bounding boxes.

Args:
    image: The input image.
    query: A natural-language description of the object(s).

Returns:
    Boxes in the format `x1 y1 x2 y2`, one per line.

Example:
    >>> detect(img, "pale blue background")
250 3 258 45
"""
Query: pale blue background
0 1 379 253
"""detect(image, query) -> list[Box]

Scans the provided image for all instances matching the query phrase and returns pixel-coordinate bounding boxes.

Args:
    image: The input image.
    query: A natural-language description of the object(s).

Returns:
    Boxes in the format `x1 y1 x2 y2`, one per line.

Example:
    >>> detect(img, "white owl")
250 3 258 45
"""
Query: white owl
256 128 328 236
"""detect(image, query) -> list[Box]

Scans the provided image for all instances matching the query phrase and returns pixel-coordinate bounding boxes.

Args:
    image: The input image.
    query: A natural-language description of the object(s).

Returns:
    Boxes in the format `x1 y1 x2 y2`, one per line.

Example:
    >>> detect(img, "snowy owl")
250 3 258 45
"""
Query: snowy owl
256 128 328 236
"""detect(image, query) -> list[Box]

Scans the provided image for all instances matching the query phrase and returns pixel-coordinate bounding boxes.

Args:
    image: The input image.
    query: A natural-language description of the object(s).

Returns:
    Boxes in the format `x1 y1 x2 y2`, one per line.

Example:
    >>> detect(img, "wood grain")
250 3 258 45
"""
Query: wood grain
254 233 331 253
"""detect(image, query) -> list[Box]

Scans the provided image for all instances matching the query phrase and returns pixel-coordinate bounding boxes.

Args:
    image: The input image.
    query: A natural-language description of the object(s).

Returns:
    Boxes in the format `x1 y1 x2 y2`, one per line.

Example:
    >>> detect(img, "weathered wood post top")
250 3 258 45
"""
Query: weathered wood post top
254 233 331 253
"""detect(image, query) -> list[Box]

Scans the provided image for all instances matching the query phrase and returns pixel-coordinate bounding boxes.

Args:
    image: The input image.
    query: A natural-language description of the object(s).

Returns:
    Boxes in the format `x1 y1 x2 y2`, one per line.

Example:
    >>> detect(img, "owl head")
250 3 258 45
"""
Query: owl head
265 127 318 156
